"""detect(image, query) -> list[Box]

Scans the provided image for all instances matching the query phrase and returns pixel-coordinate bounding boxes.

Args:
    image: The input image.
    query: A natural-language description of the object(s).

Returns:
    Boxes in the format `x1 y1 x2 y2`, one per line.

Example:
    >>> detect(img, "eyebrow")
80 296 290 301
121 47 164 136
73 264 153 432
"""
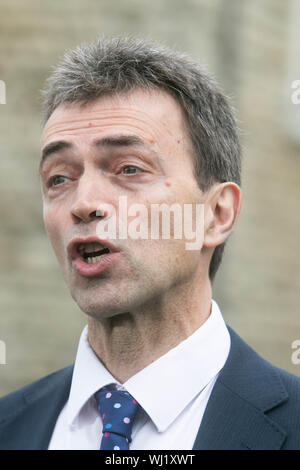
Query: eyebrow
39 134 154 173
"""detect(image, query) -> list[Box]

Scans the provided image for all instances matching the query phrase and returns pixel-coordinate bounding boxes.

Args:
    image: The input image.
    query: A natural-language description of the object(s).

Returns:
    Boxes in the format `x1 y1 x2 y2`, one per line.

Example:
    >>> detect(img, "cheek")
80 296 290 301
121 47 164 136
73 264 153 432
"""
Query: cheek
43 204 67 259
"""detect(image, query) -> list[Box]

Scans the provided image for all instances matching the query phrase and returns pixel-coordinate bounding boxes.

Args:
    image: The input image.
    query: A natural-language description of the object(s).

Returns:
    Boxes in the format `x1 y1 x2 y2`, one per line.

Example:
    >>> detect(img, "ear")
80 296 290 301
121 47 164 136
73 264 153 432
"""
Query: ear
203 182 242 248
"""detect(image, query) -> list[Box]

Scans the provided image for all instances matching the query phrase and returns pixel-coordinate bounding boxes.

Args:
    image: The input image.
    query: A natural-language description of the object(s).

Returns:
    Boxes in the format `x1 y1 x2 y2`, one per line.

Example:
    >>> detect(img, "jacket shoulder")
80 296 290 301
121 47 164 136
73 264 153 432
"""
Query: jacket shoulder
224 326 300 449
265 364 300 449
0 365 74 424
225 326 300 400
273 363 300 393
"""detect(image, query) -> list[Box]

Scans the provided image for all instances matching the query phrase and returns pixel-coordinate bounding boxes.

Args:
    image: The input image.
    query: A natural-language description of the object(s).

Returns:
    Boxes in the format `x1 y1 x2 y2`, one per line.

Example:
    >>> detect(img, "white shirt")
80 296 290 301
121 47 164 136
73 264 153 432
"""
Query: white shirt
48 299 230 450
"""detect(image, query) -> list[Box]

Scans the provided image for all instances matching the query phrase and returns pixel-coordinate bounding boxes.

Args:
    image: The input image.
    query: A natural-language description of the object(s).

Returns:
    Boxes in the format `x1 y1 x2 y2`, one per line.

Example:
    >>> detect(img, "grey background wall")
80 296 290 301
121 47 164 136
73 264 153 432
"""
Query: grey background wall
0 0 300 395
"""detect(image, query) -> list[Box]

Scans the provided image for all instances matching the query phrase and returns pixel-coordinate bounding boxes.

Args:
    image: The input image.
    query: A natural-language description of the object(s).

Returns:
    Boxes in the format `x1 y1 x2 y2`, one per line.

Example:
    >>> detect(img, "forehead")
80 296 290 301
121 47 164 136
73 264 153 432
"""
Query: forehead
41 88 188 148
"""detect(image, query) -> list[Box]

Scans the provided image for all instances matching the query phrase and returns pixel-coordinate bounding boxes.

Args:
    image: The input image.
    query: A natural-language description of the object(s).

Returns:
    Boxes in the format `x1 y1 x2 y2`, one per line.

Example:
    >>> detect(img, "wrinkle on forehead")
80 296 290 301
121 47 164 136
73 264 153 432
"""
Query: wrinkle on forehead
42 113 167 146
43 109 169 138
41 89 188 150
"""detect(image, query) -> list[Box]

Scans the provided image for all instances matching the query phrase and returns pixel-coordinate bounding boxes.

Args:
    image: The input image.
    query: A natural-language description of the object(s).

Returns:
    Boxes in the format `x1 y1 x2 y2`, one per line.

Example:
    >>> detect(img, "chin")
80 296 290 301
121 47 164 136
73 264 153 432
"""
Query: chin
74 296 111 317
69 276 162 319
72 291 127 319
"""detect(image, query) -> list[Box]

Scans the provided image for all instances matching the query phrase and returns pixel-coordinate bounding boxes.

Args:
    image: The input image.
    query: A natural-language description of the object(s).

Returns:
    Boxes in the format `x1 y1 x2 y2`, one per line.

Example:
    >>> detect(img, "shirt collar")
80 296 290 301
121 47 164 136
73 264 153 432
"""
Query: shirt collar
66 299 230 432
66 325 120 427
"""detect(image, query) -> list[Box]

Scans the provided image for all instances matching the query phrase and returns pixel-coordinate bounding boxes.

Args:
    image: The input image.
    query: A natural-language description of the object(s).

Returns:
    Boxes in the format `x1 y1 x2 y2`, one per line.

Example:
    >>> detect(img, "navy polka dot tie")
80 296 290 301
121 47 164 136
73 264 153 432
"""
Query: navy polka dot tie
94 387 140 450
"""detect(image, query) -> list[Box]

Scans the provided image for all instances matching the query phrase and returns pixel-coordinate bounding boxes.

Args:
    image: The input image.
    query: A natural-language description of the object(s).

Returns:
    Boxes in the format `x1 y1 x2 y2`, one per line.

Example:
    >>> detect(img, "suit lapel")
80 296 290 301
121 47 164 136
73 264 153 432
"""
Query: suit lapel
193 327 288 450
192 379 287 450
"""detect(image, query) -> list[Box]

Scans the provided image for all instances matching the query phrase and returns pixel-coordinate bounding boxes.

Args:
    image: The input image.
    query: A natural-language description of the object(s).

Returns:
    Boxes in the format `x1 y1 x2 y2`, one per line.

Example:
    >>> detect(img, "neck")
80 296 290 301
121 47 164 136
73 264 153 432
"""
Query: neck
87 276 212 383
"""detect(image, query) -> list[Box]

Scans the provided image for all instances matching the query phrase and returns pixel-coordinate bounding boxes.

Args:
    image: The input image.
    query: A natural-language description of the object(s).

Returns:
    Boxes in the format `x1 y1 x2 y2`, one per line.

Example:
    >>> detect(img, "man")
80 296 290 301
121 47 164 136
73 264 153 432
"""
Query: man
0 36 299 450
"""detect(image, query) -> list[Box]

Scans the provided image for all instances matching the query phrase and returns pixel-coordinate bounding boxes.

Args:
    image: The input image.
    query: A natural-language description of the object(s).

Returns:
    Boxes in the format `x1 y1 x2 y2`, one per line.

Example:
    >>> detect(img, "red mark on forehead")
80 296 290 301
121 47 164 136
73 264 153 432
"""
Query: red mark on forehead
88 122 93 127
165 181 171 187
177 139 181 144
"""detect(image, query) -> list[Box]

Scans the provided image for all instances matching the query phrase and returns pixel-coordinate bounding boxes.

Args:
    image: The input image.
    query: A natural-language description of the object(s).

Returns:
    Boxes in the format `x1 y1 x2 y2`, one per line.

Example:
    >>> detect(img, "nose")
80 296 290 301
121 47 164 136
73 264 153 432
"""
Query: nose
70 172 111 223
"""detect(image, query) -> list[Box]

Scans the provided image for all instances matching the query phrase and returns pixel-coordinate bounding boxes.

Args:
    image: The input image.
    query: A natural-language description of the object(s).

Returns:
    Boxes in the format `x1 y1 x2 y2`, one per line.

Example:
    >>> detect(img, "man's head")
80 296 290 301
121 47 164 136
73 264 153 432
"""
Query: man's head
39 36 241 318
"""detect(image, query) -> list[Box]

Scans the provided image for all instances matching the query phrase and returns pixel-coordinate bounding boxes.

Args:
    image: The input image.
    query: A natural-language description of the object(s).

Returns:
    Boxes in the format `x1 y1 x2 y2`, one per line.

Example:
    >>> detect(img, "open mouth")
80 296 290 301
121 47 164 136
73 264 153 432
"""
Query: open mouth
67 237 119 277
77 242 110 264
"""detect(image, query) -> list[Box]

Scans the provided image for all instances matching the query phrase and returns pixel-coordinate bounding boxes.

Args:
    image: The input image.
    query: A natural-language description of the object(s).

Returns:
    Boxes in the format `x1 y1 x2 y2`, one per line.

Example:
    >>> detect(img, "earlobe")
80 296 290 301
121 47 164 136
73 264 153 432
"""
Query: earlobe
203 182 241 249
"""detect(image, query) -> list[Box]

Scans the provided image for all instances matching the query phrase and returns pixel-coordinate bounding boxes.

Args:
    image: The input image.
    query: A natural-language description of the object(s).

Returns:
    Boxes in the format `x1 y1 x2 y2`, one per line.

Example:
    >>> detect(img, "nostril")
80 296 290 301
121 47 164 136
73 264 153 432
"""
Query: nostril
90 210 105 219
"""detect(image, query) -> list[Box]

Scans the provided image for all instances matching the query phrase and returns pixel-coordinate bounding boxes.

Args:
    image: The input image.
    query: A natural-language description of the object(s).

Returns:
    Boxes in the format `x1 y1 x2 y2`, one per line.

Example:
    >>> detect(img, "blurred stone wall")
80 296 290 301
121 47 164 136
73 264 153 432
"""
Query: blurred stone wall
0 0 299 396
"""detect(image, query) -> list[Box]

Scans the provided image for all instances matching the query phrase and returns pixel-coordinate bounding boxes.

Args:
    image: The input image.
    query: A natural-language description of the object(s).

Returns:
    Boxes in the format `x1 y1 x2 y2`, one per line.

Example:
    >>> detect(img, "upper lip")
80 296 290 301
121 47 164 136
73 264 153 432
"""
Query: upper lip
67 236 119 260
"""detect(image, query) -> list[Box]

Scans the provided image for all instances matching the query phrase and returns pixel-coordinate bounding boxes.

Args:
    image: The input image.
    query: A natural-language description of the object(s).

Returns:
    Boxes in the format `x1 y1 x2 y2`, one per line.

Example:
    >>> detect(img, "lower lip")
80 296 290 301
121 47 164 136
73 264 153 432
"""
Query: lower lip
72 252 120 277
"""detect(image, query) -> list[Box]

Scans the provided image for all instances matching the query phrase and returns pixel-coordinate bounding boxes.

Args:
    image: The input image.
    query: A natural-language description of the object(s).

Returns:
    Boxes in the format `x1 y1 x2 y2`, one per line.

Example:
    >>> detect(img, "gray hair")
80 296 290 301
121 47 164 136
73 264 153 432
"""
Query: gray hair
42 36 242 281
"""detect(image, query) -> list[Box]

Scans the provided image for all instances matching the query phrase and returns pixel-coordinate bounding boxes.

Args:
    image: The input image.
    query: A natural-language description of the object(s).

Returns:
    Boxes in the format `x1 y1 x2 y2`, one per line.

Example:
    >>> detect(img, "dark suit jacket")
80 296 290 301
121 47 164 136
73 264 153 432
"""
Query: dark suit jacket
0 326 300 450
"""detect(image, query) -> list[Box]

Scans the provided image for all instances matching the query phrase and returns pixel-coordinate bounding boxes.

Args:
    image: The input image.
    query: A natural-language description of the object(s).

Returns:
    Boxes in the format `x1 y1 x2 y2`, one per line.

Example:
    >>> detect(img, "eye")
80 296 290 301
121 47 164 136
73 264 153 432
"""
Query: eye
121 165 142 175
49 175 69 187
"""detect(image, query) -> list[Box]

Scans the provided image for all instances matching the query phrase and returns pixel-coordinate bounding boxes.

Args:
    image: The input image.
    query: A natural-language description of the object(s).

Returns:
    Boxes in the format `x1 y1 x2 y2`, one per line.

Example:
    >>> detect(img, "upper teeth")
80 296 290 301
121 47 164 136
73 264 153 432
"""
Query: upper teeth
78 242 105 256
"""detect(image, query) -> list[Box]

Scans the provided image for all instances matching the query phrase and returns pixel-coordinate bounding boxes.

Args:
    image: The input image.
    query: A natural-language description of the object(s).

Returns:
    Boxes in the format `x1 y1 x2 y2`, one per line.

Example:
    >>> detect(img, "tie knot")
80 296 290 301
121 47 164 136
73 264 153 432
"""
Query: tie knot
95 387 140 444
